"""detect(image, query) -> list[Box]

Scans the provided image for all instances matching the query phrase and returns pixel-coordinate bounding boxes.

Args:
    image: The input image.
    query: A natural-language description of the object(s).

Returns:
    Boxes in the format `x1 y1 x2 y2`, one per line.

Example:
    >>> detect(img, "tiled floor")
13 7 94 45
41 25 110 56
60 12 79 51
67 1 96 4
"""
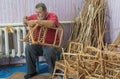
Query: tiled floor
7 72 62 79
0 63 48 78
7 72 50 79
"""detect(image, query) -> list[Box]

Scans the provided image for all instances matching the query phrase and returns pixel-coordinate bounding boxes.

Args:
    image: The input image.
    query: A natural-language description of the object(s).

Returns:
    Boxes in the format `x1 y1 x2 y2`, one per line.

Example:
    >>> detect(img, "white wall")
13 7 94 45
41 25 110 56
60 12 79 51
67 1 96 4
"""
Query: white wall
0 0 120 43
108 0 120 42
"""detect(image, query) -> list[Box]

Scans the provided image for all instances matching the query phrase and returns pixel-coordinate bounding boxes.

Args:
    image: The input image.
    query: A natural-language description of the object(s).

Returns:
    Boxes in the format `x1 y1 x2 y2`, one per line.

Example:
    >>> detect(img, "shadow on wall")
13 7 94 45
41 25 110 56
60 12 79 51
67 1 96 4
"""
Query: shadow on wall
104 5 111 44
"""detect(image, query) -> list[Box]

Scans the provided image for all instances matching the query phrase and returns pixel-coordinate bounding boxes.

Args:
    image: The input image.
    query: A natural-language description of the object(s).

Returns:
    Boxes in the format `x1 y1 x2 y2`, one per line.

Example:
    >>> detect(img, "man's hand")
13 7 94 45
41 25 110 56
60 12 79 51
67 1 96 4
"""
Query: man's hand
27 20 38 27
23 16 28 25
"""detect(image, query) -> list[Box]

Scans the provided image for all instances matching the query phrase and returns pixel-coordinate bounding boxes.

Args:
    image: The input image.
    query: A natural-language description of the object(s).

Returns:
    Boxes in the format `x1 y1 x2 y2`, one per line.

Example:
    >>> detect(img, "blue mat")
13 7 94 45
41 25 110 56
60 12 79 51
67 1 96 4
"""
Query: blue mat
0 63 48 78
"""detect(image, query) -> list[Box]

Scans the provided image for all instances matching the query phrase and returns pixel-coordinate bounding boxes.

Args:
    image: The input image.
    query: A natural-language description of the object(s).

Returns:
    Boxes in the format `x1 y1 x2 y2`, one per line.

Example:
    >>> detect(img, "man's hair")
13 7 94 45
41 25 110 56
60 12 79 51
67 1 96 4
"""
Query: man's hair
35 3 47 11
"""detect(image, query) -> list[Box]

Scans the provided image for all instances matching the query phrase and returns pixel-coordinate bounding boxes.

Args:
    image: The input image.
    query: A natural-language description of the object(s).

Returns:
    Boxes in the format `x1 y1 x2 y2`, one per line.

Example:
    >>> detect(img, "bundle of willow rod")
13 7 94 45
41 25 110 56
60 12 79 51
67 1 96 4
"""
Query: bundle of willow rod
68 0 107 50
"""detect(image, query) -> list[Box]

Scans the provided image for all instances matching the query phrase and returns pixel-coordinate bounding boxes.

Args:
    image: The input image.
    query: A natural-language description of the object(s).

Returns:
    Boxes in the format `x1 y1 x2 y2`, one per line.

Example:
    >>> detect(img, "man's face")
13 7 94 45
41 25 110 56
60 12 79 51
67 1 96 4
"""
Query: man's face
35 7 47 20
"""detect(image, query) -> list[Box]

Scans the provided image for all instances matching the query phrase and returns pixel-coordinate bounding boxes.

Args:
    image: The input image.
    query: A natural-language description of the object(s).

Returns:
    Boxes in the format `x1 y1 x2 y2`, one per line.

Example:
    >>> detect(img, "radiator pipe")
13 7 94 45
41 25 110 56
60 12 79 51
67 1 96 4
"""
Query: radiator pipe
4 28 10 57
0 29 3 57
16 27 21 57
21 27 26 57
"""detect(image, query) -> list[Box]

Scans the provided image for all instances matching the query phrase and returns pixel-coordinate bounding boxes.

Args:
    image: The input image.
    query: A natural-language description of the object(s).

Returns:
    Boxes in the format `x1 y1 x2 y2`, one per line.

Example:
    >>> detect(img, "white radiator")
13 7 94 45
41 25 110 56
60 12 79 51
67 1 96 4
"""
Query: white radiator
0 26 27 58
0 21 74 58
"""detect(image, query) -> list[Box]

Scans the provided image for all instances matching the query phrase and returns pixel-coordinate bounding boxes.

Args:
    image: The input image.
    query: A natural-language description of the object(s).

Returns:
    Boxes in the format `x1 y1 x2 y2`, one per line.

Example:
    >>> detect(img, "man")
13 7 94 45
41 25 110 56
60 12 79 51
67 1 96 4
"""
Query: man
23 3 59 79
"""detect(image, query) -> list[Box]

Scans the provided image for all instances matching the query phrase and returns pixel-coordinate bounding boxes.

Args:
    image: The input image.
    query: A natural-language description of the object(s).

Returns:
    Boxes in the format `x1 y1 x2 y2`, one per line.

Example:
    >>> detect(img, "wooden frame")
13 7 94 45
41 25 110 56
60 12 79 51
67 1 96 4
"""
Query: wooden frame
22 24 64 48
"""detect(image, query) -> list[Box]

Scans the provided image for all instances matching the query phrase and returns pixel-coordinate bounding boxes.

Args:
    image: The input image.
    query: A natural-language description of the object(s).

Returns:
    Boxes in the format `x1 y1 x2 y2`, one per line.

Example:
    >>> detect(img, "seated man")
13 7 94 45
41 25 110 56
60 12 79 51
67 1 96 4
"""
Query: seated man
23 2 59 79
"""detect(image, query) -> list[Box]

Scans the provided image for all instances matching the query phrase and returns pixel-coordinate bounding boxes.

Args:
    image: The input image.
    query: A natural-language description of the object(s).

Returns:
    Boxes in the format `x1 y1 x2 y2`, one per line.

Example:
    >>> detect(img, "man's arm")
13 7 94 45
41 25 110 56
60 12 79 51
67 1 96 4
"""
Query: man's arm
24 13 58 28
26 20 57 28
37 13 58 28
36 20 56 27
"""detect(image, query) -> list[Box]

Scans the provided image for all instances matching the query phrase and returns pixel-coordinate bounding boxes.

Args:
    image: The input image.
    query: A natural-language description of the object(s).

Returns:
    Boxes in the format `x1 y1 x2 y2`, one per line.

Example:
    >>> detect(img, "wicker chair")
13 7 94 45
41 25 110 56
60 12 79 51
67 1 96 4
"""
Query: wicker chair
52 42 84 79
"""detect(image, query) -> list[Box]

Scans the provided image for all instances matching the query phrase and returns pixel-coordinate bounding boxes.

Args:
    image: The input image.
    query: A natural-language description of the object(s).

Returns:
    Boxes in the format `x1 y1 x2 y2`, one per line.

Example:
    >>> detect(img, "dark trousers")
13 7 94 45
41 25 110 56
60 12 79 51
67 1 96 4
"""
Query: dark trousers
25 43 58 74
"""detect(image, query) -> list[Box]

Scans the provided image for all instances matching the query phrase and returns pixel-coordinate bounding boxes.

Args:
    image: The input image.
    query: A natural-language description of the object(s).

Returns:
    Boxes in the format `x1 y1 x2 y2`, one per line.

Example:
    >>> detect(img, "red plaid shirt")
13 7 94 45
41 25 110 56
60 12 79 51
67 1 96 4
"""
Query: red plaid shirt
27 13 59 44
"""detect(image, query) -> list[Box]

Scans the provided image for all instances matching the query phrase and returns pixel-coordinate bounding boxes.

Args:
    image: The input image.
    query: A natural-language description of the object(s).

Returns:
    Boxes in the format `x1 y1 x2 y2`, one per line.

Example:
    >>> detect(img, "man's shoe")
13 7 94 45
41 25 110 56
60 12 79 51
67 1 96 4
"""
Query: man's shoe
24 72 37 79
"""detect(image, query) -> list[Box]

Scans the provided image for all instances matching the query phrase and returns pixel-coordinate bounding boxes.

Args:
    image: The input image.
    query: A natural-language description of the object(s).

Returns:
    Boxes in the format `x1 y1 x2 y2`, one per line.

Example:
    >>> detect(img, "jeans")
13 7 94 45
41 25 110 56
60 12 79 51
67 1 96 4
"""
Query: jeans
25 43 59 74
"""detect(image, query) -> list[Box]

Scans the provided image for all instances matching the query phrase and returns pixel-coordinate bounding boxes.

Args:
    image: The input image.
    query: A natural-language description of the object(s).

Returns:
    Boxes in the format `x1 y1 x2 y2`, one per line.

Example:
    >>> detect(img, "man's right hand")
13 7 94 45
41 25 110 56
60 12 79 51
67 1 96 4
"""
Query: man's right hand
23 16 38 27
27 20 37 27
23 16 28 25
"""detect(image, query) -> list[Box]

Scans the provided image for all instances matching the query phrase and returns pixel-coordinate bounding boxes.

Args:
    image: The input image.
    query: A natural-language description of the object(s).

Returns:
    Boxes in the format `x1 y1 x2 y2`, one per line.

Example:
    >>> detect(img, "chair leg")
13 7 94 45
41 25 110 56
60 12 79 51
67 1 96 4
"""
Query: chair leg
52 66 57 79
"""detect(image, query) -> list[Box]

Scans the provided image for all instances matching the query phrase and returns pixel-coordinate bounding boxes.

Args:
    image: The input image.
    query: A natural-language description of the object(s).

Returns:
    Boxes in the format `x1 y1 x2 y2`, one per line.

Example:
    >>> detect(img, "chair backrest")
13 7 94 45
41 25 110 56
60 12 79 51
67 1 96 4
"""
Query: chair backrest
81 46 102 76
62 42 84 78
68 41 83 53
103 50 120 63
64 42 83 65
22 24 64 48
82 46 101 61
105 61 120 79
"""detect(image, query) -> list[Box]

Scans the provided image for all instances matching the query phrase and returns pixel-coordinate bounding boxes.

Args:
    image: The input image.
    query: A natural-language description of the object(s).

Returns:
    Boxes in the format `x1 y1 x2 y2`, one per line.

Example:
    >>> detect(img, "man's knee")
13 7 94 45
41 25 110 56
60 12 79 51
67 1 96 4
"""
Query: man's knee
56 48 62 60
25 43 31 51
25 43 34 56
43 46 56 57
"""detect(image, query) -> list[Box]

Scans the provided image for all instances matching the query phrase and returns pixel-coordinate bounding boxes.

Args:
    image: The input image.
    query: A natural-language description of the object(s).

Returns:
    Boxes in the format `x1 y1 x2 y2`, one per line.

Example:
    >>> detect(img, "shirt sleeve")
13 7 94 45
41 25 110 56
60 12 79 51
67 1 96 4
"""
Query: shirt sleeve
27 14 38 20
47 13 59 27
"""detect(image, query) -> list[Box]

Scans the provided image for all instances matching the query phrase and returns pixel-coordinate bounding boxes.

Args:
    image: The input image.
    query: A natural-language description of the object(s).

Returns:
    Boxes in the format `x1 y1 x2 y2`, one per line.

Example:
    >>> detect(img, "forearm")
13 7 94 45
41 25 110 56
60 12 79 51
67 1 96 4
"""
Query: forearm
37 20 56 27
